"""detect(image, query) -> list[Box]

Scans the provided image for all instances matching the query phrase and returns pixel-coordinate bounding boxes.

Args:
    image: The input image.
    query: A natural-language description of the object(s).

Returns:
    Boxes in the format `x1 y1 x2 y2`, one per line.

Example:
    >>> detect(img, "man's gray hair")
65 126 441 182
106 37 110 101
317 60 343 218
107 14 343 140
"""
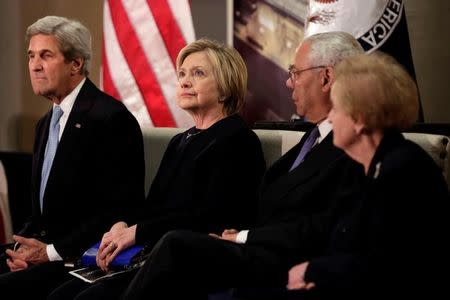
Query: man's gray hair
305 31 364 67
26 16 92 76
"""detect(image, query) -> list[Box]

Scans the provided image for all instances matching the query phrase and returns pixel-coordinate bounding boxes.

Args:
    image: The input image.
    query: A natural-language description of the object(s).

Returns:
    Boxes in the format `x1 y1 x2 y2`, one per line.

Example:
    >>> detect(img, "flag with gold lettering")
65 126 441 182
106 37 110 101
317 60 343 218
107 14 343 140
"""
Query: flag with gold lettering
305 0 423 120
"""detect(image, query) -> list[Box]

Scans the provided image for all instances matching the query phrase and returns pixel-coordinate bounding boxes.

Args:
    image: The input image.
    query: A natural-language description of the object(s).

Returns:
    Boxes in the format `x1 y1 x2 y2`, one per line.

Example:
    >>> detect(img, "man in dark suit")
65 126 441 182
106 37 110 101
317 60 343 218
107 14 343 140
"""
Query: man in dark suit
121 32 365 299
0 16 144 297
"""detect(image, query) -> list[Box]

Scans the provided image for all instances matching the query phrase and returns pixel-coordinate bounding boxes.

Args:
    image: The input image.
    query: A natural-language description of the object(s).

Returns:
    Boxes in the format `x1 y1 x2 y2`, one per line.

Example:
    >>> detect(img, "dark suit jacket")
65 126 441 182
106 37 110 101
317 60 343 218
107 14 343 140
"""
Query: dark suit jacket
134 114 266 246
305 132 450 298
23 78 145 260
246 129 364 268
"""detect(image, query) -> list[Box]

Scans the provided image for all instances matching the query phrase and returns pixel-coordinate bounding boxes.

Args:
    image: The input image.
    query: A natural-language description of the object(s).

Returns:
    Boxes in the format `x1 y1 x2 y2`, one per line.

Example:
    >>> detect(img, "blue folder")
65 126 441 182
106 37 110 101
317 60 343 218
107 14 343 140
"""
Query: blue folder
81 241 144 268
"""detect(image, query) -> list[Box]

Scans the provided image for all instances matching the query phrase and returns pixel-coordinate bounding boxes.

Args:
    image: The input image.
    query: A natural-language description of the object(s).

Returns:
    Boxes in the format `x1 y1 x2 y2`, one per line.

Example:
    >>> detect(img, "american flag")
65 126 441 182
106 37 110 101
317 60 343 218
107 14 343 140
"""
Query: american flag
102 0 195 127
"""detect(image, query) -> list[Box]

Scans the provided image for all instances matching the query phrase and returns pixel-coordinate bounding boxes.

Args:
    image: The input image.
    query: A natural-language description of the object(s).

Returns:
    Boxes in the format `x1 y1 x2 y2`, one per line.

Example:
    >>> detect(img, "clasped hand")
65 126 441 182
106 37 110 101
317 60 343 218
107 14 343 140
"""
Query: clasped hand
287 262 316 291
5 235 49 272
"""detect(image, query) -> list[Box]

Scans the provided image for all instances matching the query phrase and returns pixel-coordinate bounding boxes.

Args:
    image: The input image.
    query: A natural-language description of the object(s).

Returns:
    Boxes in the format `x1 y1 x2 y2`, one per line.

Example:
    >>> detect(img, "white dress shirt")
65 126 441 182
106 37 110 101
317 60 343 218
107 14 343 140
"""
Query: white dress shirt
46 78 85 261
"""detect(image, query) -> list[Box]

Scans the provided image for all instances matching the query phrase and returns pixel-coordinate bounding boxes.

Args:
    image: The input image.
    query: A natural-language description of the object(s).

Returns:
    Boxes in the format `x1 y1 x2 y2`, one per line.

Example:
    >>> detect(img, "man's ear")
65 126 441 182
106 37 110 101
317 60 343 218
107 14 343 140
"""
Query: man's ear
321 67 333 92
71 57 84 75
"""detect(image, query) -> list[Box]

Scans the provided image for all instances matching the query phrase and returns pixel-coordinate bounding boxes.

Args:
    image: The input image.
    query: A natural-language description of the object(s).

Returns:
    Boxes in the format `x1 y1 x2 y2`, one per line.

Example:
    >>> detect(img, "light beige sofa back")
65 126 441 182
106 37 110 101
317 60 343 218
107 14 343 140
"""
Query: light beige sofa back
141 128 450 194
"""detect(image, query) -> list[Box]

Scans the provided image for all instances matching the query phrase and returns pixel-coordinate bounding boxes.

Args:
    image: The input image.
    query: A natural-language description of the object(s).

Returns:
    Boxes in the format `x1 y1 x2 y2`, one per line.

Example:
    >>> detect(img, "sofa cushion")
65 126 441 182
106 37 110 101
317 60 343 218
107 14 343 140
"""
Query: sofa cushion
141 127 184 195
141 128 450 193
253 129 304 168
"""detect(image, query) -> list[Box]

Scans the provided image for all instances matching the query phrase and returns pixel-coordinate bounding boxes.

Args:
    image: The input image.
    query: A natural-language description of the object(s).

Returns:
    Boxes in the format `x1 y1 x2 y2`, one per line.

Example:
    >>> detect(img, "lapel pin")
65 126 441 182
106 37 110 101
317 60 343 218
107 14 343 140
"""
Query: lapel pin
75 123 81 128
373 162 381 179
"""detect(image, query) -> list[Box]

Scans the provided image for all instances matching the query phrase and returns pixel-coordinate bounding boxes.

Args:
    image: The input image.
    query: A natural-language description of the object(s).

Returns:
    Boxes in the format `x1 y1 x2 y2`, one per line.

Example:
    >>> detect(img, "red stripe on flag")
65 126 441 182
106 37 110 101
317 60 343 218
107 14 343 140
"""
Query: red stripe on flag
101 36 120 101
147 0 187 67
108 0 176 126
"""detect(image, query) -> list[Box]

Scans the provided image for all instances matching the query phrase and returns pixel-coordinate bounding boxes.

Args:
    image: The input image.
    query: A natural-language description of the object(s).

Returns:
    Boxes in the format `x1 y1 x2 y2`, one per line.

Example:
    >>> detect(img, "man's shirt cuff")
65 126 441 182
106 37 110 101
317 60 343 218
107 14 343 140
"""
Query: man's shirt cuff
47 244 63 261
235 230 249 244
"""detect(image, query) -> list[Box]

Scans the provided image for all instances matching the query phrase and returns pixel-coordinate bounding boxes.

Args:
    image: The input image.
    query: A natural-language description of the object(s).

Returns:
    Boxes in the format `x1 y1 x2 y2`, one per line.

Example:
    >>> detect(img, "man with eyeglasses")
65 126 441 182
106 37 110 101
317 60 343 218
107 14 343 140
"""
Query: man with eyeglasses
119 31 366 299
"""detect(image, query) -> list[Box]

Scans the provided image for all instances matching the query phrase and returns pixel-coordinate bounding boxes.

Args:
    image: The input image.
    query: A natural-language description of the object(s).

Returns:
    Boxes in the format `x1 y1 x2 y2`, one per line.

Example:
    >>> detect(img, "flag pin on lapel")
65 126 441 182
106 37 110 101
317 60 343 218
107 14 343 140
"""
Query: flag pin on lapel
75 123 81 129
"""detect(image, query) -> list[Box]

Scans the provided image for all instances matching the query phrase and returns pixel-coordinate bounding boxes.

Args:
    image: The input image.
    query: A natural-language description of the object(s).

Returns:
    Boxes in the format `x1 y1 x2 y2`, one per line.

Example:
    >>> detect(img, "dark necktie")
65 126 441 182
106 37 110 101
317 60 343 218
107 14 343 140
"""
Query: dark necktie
40 106 63 211
289 126 320 171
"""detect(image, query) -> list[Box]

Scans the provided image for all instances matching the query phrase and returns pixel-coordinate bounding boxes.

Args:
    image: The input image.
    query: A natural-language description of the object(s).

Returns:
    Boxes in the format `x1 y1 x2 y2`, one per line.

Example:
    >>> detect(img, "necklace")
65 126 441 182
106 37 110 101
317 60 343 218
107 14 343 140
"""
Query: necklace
186 129 203 139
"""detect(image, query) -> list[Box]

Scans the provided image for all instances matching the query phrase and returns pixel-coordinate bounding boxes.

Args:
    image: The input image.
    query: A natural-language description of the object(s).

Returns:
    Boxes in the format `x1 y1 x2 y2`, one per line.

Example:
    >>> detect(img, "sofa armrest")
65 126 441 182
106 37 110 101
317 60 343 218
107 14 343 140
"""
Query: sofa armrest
402 133 449 189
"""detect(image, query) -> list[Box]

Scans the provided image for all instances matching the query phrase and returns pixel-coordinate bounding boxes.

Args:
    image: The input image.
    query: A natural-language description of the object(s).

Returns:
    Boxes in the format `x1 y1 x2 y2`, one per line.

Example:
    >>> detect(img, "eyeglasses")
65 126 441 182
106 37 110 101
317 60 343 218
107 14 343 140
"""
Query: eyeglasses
288 65 327 82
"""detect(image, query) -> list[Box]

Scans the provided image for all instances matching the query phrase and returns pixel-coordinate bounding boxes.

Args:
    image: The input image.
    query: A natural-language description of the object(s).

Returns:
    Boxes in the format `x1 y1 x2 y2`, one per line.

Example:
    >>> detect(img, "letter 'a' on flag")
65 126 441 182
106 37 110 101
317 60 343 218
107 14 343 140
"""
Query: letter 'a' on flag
305 0 423 121
101 0 196 128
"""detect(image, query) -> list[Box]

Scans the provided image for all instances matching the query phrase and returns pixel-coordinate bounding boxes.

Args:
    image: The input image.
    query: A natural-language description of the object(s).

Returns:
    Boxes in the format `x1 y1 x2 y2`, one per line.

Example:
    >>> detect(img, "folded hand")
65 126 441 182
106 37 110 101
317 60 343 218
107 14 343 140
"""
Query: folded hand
96 223 137 271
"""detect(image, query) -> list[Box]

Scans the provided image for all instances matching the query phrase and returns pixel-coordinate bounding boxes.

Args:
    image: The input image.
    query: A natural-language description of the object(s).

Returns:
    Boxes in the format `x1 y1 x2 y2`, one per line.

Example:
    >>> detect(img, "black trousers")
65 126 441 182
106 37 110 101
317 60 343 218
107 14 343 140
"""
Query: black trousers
122 230 288 299
0 261 73 299
48 269 138 300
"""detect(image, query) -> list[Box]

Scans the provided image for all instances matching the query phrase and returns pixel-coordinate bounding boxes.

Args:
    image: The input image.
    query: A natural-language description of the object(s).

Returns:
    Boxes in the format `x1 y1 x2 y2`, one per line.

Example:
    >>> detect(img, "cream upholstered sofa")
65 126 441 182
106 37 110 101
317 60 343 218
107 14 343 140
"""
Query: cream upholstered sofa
0 126 447 248
141 127 450 193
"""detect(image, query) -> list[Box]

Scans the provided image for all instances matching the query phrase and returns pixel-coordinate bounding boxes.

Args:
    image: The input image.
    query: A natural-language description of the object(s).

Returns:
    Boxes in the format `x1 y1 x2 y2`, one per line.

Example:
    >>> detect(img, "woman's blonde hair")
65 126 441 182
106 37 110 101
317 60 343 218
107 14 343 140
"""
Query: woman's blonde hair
176 38 247 115
333 52 419 131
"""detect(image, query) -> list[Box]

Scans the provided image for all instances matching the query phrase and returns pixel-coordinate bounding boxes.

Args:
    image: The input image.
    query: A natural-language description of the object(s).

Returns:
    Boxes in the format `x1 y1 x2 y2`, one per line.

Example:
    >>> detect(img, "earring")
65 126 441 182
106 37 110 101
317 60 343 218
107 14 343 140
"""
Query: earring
218 96 227 103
